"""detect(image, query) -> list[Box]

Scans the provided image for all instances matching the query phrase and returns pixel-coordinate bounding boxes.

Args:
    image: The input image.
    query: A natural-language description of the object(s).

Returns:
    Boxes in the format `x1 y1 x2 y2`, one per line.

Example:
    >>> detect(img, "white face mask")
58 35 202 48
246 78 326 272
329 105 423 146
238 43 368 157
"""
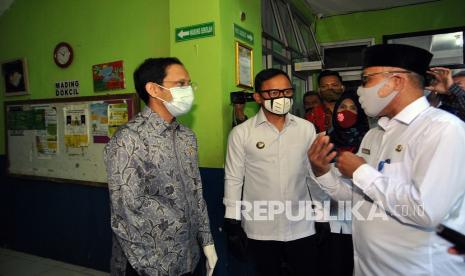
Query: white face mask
357 78 398 117
155 84 194 117
263 97 293 115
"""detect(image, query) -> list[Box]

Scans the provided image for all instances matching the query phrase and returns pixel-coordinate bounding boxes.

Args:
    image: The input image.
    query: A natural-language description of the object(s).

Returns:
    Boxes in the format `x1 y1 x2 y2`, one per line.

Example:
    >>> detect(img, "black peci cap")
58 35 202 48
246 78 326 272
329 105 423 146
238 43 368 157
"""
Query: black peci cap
362 44 433 77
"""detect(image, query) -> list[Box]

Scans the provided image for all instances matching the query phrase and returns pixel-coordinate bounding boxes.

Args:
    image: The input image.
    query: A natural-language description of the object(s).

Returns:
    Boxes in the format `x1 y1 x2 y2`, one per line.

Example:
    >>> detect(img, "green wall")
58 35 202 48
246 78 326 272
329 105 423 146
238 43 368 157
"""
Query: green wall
169 0 261 168
316 0 465 43
0 0 170 154
0 0 262 169
218 0 262 164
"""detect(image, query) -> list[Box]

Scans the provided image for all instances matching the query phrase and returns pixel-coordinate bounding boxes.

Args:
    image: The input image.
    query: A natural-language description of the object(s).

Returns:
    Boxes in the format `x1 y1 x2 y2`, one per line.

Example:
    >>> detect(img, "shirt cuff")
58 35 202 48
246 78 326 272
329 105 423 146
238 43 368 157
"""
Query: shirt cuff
198 230 214 247
223 198 241 220
352 163 382 192
316 169 339 189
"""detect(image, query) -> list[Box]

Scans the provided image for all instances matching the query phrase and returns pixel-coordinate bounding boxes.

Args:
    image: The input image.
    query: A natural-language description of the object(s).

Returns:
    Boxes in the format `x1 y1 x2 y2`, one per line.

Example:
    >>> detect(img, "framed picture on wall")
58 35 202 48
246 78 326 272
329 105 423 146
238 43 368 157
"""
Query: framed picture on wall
92 60 126 92
235 41 253 89
1 58 29 96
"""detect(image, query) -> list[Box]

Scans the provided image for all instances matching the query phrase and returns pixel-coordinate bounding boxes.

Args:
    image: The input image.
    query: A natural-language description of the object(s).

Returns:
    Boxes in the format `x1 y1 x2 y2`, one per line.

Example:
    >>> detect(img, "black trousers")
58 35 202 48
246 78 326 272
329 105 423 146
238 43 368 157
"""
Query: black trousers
314 222 354 276
125 262 139 276
247 235 318 276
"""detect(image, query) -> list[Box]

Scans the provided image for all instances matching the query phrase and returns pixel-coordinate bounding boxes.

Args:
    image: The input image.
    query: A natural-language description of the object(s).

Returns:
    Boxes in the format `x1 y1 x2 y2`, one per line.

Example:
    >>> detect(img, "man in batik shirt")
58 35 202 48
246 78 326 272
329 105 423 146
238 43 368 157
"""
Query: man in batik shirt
104 57 217 276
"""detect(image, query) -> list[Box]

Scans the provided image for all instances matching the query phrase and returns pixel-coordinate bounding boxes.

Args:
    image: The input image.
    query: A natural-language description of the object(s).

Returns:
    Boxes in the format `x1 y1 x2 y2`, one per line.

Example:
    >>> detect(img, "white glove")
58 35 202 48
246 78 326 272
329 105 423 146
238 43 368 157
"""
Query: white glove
203 244 218 276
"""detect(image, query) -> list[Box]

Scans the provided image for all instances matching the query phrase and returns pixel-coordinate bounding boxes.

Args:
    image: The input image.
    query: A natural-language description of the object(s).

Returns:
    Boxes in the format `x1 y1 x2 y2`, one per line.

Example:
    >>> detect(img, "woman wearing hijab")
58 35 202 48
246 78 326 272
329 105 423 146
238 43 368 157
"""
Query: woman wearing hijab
328 91 370 154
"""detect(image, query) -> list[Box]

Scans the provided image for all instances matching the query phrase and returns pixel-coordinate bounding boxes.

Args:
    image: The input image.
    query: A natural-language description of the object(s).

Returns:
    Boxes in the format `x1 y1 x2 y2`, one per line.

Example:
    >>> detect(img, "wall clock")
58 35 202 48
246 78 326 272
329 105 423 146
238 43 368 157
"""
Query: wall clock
53 42 73 68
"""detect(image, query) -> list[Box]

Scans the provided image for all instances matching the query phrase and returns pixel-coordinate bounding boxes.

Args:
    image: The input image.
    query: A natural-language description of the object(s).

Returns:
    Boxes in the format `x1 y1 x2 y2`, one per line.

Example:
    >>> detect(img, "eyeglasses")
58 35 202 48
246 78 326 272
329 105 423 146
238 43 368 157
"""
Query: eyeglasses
163 80 198 90
361 71 411 86
259 88 294 99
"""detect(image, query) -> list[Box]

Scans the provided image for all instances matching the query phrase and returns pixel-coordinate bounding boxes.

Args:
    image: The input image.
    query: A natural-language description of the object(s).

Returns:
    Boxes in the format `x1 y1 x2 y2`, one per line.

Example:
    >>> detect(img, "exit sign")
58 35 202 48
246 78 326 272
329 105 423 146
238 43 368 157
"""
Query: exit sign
234 24 254 45
175 22 215 42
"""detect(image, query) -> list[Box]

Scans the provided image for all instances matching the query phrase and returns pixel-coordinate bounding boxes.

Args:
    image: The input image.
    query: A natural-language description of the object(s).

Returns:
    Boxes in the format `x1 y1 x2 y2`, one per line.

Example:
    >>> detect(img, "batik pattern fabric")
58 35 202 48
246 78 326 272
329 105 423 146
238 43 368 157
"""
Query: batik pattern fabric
104 107 213 276
442 83 465 121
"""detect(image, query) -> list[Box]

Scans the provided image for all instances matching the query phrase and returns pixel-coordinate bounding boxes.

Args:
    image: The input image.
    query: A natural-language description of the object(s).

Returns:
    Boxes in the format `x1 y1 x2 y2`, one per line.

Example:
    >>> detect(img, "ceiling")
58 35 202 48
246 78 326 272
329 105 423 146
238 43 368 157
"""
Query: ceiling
305 0 439 18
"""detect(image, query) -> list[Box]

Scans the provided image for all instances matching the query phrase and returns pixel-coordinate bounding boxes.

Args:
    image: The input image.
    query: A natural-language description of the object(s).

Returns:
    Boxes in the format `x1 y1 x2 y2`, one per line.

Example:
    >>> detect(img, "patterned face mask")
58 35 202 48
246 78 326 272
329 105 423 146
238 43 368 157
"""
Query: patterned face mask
263 97 293 115
336 110 357 129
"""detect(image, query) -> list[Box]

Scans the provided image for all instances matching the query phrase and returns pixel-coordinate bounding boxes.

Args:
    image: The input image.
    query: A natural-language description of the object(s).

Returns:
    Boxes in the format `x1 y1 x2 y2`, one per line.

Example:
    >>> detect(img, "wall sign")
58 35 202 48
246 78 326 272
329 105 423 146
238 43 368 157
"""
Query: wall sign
234 24 254 45
175 22 215 42
55 80 80 97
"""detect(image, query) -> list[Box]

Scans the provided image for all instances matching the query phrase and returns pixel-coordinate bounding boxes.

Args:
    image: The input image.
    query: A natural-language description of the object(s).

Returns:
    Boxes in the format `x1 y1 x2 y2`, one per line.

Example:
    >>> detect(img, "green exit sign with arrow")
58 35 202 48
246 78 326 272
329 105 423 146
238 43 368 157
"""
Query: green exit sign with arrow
234 24 254 45
175 22 215 42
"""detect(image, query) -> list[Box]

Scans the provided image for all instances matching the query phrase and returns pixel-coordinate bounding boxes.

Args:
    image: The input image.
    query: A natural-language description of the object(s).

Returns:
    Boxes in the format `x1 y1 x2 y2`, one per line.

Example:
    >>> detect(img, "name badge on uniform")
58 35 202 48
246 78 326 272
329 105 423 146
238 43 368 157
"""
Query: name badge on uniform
361 148 370 155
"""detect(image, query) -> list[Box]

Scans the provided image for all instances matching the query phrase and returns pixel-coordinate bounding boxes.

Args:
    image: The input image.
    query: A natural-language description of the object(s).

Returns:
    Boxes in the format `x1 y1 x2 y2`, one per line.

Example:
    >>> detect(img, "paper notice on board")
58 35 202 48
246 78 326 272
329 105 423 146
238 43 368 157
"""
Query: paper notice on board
108 103 128 137
63 104 90 148
7 105 46 132
32 105 58 158
90 102 109 141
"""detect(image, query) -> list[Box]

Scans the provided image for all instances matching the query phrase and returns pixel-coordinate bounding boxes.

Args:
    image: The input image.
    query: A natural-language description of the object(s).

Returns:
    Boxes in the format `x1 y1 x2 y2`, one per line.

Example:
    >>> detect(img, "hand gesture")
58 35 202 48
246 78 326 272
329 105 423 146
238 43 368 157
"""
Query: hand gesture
308 135 336 177
426 67 454 94
335 151 366 178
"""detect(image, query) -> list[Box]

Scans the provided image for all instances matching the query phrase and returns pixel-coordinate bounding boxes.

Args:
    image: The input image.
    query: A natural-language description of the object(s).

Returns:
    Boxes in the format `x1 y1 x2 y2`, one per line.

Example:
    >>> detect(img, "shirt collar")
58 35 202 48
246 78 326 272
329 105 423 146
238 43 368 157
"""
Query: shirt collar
377 96 430 129
255 107 296 128
141 106 179 134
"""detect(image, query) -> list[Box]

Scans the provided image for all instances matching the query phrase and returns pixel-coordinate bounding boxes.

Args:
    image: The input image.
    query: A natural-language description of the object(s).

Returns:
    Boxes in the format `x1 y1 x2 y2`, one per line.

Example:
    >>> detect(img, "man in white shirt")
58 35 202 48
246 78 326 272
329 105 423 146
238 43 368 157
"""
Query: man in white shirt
309 44 465 276
223 68 319 276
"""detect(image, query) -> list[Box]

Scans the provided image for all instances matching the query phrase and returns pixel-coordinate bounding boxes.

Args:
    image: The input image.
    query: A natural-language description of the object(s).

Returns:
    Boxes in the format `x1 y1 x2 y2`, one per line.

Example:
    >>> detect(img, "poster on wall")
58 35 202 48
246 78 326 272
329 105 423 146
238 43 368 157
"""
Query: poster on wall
1 58 29 96
90 99 133 143
108 103 128 137
90 102 109 143
235 42 253 88
92 60 125 92
32 105 58 158
7 106 46 134
63 104 90 149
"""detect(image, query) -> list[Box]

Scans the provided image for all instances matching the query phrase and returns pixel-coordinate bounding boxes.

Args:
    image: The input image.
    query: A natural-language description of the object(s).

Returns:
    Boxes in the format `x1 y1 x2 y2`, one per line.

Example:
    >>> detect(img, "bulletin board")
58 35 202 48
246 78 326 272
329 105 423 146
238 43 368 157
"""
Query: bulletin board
4 93 140 186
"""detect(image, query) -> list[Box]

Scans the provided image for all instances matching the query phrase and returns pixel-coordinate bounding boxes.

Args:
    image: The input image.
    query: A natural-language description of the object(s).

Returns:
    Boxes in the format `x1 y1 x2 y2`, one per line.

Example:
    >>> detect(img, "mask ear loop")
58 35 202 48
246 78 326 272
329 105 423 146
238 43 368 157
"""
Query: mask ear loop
152 83 172 103
389 73 405 94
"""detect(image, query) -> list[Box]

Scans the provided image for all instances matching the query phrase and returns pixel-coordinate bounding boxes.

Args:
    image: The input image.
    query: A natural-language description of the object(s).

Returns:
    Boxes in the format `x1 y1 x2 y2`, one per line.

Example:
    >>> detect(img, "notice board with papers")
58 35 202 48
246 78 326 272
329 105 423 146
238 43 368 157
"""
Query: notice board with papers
4 93 140 186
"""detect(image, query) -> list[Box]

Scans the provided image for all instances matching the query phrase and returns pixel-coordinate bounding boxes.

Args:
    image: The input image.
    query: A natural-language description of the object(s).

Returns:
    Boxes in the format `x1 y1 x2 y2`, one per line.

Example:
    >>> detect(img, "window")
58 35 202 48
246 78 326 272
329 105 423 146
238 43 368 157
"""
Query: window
262 0 320 63
294 16 320 60
275 0 299 51
384 27 465 68
320 38 374 71
262 0 281 40
261 0 321 119
291 75 307 117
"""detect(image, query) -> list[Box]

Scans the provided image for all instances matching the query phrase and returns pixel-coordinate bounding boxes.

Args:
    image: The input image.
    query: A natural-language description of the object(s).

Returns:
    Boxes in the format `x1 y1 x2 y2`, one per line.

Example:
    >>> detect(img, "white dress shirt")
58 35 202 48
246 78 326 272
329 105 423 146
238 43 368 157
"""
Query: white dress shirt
223 108 321 241
316 97 465 275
